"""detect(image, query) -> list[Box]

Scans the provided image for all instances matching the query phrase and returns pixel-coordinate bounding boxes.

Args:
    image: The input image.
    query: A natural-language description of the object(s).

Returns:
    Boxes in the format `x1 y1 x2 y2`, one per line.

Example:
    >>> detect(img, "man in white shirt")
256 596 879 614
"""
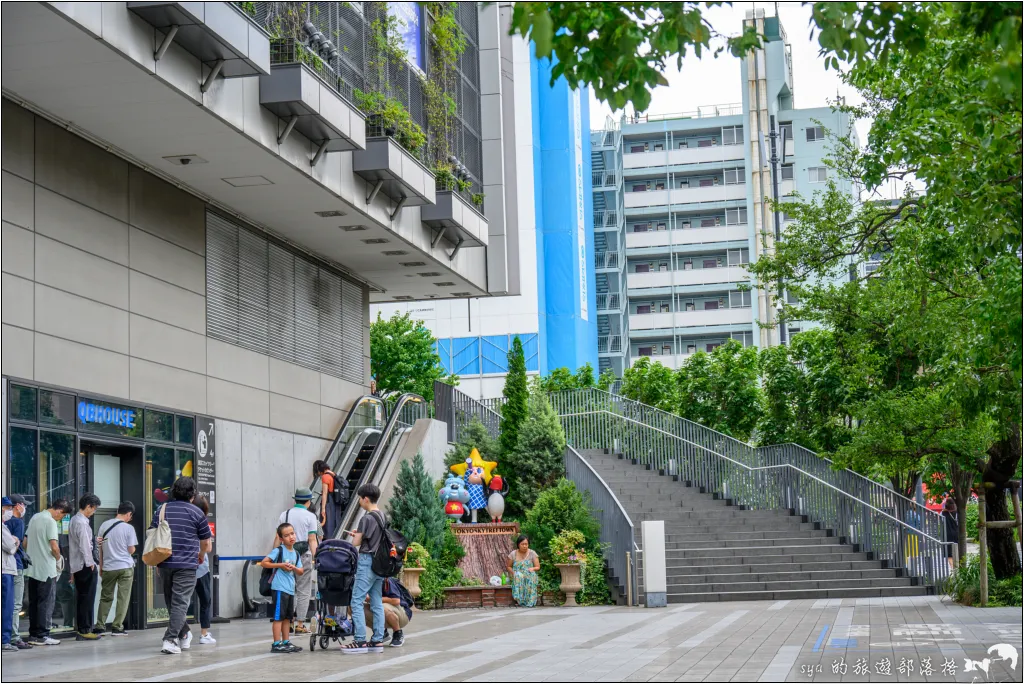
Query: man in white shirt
274 488 318 634
96 502 138 636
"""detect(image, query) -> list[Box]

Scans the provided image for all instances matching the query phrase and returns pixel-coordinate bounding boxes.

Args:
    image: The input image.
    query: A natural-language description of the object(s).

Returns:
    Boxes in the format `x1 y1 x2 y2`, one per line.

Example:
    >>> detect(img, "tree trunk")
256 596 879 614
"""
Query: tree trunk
983 422 1023 580
948 457 974 566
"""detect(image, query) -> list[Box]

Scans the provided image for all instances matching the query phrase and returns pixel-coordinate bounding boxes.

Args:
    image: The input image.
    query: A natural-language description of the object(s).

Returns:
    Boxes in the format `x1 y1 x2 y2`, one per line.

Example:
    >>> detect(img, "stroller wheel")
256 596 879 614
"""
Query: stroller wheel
320 636 330 650
310 632 316 653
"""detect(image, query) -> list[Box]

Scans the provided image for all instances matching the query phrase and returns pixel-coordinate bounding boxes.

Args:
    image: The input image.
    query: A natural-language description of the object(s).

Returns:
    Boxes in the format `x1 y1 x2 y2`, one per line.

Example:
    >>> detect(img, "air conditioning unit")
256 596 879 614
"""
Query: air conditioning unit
715 217 722 226
681 221 691 229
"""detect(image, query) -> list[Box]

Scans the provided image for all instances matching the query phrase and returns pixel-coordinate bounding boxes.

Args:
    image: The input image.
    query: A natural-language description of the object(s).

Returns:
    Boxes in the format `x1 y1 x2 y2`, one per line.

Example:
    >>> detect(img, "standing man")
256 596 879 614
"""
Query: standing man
341 484 387 655
96 502 138 636
2 497 21 652
25 499 71 646
274 488 318 635
151 477 211 655
3 495 30 649
69 494 101 640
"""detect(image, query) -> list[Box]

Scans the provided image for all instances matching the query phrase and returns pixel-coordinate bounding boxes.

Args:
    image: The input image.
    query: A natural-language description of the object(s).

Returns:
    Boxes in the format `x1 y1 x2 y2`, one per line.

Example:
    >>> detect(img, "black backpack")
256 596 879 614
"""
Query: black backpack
368 511 407 578
328 472 349 507
258 547 288 597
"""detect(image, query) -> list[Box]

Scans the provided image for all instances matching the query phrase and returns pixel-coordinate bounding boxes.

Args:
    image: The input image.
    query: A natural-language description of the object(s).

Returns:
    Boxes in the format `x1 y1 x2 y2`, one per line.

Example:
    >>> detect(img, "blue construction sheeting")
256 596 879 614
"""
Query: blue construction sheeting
435 334 540 376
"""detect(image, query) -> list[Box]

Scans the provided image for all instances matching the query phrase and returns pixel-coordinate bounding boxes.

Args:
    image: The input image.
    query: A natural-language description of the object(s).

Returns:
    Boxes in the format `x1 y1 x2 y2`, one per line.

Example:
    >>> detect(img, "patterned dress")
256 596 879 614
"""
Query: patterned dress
509 549 538 607
464 469 488 511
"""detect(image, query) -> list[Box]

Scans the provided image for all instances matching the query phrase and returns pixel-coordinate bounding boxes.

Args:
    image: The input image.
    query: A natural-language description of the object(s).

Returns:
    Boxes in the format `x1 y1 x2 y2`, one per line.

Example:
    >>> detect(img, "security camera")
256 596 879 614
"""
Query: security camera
180 157 191 165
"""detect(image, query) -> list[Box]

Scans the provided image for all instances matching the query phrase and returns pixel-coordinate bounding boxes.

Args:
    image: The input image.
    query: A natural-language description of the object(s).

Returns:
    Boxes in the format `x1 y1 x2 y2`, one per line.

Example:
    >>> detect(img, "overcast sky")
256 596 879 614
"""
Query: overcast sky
588 2 872 148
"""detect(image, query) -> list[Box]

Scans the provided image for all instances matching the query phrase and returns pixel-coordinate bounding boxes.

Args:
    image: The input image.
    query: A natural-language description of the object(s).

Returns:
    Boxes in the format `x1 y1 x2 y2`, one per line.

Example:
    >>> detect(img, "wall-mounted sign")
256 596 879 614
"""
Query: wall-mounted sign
195 416 217 523
77 399 143 438
388 2 424 71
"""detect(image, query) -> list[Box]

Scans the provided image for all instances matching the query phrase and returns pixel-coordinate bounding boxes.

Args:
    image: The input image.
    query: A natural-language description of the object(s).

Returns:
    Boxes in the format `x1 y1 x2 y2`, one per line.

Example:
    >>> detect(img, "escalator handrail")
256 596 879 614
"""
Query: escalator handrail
335 392 426 538
308 394 388 495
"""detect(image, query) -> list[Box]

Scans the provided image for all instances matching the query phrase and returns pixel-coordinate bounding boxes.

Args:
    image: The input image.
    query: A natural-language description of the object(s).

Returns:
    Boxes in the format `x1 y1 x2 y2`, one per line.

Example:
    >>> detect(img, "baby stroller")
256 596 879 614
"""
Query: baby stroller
309 538 357 652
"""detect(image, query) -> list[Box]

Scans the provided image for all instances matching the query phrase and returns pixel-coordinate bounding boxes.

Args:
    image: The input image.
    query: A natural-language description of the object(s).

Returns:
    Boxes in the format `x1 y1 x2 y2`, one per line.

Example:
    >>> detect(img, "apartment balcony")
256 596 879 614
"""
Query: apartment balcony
623 144 745 171
595 249 623 272
592 169 621 190
627 266 749 290
780 179 796 197
127 1 270 78
629 308 750 331
593 209 621 232
624 183 746 209
632 352 688 370
596 293 623 312
598 335 624 355
626 225 748 249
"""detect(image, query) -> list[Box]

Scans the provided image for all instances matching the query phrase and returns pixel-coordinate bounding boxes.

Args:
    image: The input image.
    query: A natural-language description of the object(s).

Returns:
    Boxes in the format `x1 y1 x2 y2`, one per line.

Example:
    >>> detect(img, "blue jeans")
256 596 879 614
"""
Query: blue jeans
2 574 13 645
349 554 384 644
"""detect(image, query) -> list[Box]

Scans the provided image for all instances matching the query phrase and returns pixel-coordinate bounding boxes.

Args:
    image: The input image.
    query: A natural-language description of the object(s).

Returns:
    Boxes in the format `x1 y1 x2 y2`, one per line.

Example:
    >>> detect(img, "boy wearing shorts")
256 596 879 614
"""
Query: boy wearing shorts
261 523 304 653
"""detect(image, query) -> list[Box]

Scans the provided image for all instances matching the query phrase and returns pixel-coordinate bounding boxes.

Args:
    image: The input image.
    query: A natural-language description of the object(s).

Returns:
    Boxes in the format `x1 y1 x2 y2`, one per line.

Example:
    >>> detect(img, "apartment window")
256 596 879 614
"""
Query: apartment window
722 126 743 145
634 222 650 233
729 290 752 308
635 263 650 273
698 139 714 148
782 209 796 222
727 248 750 266
806 126 825 142
809 167 827 183
700 217 716 228
786 291 800 304
726 207 747 225
724 168 744 185
706 343 721 352
703 259 719 269
780 165 794 181
630 145 645 154
636 305 651 314
779 122 793 143
731 331 754 346
206 212 366 384
632 183 647 192
704 300 719 310
699 178 714 188
638 346 653 357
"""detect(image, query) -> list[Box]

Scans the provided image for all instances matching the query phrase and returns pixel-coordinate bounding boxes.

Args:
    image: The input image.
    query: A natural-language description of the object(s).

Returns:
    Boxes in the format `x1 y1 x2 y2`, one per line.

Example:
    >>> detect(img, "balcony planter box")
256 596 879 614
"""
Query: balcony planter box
128 2 270 77
260 63 366 155
420 190 488 247
353 137 436 210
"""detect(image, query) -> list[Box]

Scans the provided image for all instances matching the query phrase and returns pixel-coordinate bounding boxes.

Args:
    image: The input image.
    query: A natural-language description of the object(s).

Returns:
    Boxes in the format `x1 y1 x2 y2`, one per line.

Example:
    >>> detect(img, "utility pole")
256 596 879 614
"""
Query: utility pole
768 114 787 345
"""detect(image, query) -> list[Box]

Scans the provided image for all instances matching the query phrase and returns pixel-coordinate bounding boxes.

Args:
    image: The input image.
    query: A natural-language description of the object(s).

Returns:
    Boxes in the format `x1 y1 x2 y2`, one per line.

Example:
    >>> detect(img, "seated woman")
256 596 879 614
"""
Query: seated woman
506 535 540 608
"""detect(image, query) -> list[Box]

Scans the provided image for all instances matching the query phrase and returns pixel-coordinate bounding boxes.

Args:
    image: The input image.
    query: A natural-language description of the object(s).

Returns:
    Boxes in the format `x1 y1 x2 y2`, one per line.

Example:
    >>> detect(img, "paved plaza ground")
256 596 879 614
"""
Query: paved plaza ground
1 597 1020 682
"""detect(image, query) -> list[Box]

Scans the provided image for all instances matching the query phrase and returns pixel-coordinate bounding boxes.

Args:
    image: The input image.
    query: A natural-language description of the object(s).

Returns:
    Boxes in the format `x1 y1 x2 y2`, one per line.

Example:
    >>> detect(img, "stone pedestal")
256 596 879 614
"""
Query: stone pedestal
556 563 583 607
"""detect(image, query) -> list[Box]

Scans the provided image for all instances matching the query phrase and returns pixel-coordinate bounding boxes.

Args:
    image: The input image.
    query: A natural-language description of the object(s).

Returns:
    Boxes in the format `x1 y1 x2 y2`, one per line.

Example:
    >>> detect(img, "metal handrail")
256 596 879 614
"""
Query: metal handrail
335 393 427 537
564 446 636 605
308 394 387 513
433 381 502 443
550 389 954 590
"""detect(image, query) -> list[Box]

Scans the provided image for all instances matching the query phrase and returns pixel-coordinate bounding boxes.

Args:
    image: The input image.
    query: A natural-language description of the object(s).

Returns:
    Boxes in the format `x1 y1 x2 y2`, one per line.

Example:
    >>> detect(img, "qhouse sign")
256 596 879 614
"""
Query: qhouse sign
78 401 136 428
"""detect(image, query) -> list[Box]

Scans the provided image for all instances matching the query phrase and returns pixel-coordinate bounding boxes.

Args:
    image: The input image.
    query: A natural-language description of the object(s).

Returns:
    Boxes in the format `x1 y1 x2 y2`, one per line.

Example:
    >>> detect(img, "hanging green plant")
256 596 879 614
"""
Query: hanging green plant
355 89 427 155
471 193 485 208
423 2 467 176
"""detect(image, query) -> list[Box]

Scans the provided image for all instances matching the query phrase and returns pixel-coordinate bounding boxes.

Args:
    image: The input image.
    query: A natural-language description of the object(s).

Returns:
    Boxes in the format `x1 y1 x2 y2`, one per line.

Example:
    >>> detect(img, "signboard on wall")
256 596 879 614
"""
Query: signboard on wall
573 88 589 321
194 416 217 533
387 2 424 72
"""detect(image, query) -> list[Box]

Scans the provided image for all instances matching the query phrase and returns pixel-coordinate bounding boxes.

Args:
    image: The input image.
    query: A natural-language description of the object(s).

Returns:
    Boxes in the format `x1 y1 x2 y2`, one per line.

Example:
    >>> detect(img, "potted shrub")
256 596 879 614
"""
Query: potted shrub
550 530 587 607
402 542 430 599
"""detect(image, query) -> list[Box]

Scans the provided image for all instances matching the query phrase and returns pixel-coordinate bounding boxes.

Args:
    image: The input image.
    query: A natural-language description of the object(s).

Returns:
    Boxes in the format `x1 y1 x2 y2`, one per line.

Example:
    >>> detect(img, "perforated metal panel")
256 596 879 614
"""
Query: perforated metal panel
206 211 367 385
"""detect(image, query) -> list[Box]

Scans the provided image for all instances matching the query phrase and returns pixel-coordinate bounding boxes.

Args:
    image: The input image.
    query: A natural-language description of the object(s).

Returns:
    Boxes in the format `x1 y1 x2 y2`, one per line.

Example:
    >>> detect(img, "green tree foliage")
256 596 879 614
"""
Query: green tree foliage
417 522 467 606
539 363 597 393
370 311 455 402
500 336 529 457
502 386 567 518
747 4 1022 577
444 417 500 471
521 478 610 605
676 340 761 442
387 453 448 558
597 368 617 391
620 357 677 411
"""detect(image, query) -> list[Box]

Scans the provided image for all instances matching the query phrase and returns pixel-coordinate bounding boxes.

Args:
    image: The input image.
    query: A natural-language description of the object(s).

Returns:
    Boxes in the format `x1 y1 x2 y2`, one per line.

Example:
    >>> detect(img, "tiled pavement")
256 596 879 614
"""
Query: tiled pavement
1 597 1020 682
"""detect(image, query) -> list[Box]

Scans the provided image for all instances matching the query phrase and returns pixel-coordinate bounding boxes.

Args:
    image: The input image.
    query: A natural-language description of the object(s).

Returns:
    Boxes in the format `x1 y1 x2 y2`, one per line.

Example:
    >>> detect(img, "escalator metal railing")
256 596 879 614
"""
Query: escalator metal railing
335 393 428 537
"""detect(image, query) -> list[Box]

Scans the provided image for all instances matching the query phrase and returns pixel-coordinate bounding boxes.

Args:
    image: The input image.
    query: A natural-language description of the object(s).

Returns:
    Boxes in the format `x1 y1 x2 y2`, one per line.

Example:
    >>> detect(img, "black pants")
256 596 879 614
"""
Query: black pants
27 577 55 639
73 567 98 633
161 568 197 643
190 573 213 629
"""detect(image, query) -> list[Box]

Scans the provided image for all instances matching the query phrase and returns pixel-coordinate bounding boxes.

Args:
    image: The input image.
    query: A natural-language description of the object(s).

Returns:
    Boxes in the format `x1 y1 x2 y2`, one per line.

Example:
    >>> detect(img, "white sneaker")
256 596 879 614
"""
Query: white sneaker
42 637 60 646
179 632 192 650
161 640 181 654
199 633 216 645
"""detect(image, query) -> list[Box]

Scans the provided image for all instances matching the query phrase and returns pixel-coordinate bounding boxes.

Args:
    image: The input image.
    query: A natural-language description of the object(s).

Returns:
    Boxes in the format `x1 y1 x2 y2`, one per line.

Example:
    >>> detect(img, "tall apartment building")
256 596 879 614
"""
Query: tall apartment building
595 10 857 375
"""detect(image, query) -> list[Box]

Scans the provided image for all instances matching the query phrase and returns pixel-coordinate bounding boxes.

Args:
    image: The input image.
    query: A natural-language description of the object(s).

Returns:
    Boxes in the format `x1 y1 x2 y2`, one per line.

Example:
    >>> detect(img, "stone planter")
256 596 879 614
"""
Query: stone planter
402 566 425 600
556 563 583 607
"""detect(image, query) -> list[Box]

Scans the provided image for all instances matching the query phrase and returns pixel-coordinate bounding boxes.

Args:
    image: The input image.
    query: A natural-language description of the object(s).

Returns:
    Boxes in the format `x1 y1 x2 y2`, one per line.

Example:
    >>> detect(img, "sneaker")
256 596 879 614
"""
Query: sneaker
199 633 216 645
92 626 108 636
341 641 369 655
2 643 19 653
179 632 192 650
42 637 60 646
26 638 47 646
161 640 181 654
76 632 100 641
283 641 303 653
389 630 404 647
110 628 128 637
13 641 32 650
368 641 385 653
271 642 290 653
382 629 390 642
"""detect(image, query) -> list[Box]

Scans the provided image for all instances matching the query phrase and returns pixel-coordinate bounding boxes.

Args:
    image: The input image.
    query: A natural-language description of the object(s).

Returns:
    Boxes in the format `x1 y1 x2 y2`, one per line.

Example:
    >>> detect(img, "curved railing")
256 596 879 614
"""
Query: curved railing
564 446 637 605
335 393 428 537
549 389 955 590
308 395 388 516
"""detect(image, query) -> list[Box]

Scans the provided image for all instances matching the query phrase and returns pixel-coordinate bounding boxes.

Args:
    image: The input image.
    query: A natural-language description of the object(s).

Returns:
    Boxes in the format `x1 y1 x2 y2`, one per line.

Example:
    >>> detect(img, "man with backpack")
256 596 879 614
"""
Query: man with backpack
95 502 138 636
364 577 412 647
341 483 388 654
274 488 318 635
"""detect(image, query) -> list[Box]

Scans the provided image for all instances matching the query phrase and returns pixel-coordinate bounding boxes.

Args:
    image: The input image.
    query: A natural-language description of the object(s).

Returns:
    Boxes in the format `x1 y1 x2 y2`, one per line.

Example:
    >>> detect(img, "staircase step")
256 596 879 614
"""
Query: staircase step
665 528 829 542
645 551 870 567
669 544 855 559
665 576 914 594
667 536 840 550
663 585 930 603
666 568 901 584
663 559 886 576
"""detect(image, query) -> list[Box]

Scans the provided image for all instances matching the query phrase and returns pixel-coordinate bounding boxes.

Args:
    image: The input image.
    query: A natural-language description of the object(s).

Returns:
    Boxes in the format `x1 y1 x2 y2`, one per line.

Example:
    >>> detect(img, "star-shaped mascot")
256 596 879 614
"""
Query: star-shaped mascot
450 447 497 485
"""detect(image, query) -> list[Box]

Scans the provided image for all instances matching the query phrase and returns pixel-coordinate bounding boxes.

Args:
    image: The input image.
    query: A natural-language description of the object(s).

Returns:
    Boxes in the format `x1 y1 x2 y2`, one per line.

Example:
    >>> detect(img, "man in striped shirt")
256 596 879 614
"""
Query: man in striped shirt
149 477 212 655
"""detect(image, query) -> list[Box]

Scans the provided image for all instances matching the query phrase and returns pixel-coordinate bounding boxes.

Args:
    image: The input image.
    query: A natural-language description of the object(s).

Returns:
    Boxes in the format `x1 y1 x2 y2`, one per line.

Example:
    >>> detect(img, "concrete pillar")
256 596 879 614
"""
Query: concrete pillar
641 520 667 607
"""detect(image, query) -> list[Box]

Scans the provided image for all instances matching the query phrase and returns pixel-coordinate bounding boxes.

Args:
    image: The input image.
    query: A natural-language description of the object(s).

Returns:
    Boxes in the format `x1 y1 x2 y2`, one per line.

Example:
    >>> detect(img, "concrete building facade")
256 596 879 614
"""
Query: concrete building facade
1 1 523 624
595 11 857 374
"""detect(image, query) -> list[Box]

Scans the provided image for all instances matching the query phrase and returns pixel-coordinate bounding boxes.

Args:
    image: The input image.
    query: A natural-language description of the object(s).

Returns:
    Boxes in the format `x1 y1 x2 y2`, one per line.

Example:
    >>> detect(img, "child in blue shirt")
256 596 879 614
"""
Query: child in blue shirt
261 523 304 653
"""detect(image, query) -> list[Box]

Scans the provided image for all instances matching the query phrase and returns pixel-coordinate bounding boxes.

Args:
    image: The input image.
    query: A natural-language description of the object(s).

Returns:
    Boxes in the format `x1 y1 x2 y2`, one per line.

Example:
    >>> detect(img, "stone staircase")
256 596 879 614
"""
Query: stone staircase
583 449 931 603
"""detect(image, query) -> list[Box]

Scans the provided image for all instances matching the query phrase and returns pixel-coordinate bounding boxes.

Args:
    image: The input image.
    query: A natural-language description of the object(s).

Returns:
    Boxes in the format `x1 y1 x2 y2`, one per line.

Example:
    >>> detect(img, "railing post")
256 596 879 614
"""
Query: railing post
978 490 988 607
